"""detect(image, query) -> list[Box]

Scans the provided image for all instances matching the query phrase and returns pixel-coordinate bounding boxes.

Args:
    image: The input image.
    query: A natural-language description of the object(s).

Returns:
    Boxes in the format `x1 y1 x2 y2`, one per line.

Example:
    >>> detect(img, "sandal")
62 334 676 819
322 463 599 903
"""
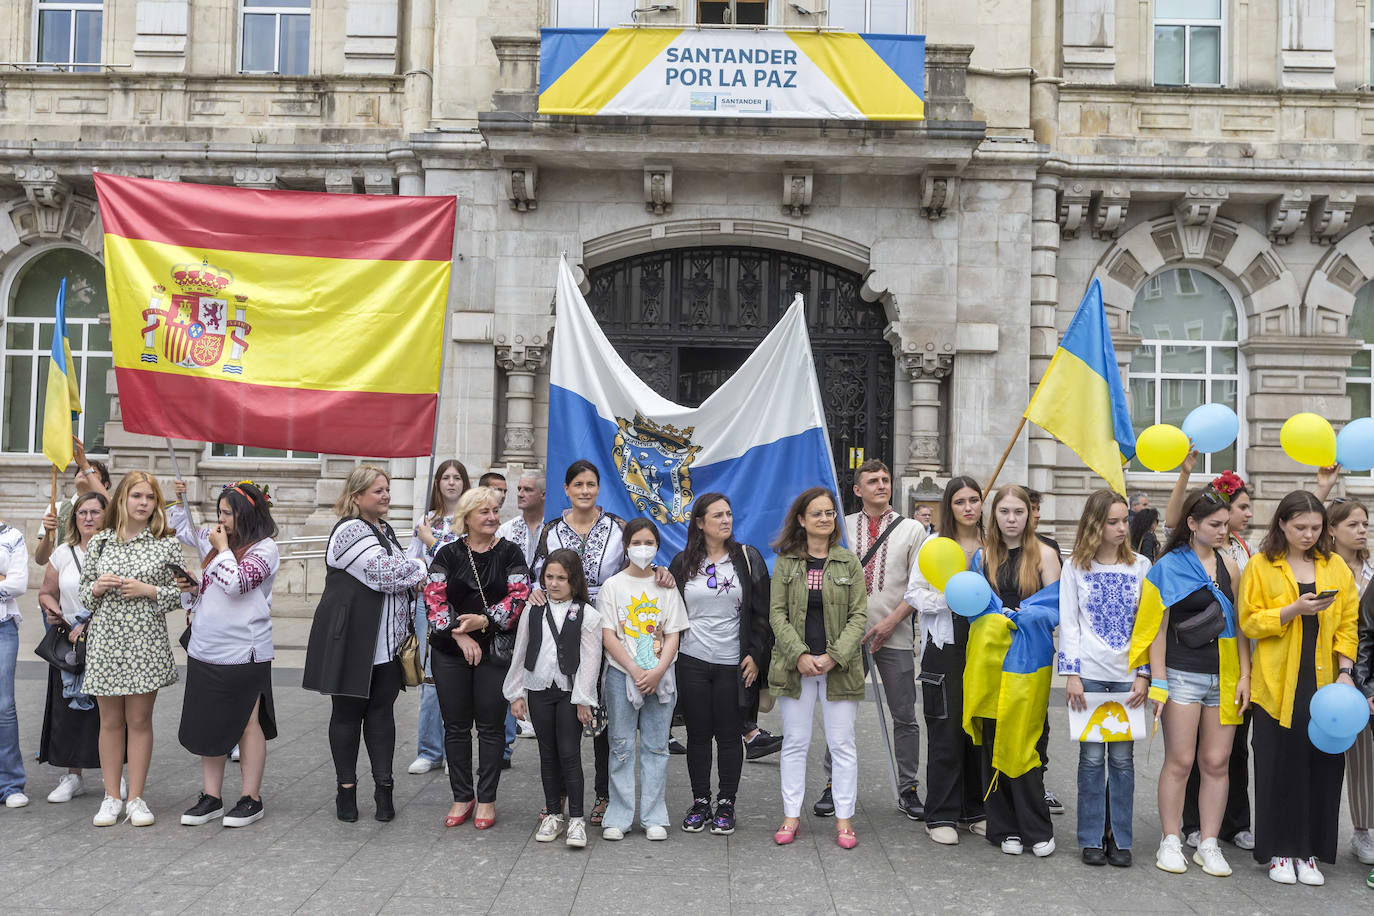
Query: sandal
589 797 609 826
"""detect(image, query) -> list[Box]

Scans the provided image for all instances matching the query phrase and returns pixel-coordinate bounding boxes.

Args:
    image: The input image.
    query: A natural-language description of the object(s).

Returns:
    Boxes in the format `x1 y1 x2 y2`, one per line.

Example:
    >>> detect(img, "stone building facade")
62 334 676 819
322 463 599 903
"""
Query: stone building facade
1 0 1372 581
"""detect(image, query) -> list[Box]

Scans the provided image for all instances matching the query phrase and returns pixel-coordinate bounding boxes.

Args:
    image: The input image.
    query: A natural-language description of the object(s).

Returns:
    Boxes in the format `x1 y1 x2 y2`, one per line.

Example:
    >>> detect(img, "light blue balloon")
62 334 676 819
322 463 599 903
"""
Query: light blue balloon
1337 417 1374 472
1310 682 1371 738
1309 718 1356 755
1180 403 1240 454
945 570 993 618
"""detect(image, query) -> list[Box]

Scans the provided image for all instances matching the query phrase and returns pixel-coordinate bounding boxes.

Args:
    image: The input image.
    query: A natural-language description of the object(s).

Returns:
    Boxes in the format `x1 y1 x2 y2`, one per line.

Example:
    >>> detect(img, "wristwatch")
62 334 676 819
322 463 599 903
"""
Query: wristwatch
1339 666 1355 678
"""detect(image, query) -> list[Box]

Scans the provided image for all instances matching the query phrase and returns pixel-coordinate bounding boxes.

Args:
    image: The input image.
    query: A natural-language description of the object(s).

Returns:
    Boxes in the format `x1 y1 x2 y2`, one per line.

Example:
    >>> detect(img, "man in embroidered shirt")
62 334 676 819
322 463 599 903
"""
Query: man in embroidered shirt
811 459 929 822
497 471 546 742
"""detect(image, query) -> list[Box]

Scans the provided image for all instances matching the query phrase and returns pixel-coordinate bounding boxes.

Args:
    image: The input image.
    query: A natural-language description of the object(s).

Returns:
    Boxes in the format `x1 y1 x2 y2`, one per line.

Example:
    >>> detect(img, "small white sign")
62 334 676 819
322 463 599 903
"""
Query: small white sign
1067 692 1149 743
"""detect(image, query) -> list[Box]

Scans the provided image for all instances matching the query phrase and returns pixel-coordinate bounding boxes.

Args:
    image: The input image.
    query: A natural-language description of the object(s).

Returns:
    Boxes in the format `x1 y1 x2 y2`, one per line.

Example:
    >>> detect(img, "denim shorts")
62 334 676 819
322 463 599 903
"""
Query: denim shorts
1165 667 1221 707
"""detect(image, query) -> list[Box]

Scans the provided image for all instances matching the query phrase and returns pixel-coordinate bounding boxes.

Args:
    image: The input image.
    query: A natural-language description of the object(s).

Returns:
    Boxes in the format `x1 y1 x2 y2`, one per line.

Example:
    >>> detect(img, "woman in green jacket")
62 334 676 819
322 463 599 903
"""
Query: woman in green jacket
768 486 867 849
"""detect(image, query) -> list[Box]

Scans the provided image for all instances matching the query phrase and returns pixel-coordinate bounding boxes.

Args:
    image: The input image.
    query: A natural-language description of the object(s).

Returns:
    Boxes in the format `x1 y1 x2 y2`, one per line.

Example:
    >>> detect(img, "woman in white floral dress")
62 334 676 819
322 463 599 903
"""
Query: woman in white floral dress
78 471 184 828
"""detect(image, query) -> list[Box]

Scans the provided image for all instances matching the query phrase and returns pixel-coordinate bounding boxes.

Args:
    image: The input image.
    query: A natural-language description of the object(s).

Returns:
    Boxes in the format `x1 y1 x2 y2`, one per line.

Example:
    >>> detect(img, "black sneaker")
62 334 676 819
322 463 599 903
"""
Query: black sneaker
744 729 783 760
1081 846 1107 866
682 797 712 833
812 783 835 818
1105 834 1132 867
710 799 736 836
223 795 264 828
180 793 223 826
898 786 925 821
1045 790 1064 815
668 737 687 756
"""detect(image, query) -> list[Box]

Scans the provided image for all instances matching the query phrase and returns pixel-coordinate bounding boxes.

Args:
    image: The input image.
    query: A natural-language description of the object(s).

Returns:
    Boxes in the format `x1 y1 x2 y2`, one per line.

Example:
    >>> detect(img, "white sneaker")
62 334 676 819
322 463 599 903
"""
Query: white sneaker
602 826 625 841
1001 836 1024 855
1184 830 1200 849
93 795 123 827
4 792 29 808
535 813 565 842
47 774 84 804
407 756 439 775
125 796 155 827
1032 838 1056 857
1192 838 1231 877
1156 835 1188 874
926 825 959 845
517 718 537 739
566 817 588 848
1231 829 1255 851
646 825 668 841
1295 856 1325 886
1352 829 1374 865
1268 856 1297 884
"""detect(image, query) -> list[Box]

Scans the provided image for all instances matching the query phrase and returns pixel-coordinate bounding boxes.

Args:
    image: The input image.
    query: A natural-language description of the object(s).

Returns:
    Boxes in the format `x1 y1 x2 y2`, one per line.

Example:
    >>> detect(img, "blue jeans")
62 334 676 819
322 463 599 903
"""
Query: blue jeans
504 709 516 761
0 619 26 800
603 666 673 831
1076 678 1135 850
415 602 445 763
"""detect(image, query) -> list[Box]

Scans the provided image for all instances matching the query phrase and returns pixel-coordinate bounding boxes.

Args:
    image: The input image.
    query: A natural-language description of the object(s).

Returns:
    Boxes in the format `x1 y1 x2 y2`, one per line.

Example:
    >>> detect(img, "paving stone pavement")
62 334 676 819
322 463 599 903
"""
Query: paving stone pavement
2 615 1372 914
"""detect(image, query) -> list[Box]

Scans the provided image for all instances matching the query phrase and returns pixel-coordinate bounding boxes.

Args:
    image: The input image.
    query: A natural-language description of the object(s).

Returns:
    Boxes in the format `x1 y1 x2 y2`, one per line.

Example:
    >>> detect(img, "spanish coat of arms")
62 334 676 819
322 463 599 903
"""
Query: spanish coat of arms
140 258 252 374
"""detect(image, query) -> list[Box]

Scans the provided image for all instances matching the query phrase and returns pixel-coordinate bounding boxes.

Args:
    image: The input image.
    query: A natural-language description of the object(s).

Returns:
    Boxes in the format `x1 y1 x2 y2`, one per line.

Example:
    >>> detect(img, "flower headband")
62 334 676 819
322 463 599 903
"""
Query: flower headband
222 480 271 506
1208 470 1245 504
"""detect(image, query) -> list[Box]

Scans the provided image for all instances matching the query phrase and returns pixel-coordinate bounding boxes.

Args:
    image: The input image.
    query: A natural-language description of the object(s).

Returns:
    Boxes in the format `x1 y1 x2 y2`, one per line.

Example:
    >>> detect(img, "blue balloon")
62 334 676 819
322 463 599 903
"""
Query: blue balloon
1310 682 1371 738
1309 718 1357 755
1181 403 1240 454
944 571 993 618
1337 417 1374 472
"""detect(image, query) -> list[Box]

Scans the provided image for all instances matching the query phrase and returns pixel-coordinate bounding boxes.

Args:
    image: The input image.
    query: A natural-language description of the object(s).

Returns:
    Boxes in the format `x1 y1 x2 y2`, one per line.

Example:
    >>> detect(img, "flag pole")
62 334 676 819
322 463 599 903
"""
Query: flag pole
420 309 451 526
164 437 195 527
983 415 1028 499
49 466 58 515
863 646 902 805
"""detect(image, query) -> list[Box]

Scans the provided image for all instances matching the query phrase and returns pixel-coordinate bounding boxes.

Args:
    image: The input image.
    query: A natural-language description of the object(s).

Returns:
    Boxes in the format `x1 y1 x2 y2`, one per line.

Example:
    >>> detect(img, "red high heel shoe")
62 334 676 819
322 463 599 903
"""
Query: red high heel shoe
474 806 496 830
444 801 475 827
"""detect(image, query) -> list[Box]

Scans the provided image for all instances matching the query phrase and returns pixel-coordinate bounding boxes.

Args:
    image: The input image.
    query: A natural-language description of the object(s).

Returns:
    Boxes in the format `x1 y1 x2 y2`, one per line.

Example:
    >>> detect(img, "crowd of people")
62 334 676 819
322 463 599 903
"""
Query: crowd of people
0 447 1372 893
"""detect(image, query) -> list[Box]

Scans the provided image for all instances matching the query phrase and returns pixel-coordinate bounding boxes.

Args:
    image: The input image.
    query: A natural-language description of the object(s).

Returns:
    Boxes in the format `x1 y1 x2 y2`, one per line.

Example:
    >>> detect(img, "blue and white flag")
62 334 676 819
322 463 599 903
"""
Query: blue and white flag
546 257 840 564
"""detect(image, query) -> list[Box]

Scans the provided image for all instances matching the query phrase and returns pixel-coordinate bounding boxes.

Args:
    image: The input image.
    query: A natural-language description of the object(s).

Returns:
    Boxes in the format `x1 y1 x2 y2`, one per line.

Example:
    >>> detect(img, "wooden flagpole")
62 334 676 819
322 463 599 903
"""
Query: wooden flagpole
49 466 58 515
983 415 1028 500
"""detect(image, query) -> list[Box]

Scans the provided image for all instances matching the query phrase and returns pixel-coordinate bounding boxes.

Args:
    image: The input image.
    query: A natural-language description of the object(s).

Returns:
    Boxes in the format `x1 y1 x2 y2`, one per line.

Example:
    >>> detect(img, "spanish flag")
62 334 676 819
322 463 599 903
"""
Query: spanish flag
41 278 82 470
94 174 456 457
962 567 1061 779
1024 279 1136 495
1128 547 1242 725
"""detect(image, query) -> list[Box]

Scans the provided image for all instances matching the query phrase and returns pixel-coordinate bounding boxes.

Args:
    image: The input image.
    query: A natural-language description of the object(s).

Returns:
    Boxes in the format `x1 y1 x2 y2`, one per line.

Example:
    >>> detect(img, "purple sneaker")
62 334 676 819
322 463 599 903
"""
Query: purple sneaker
710 799 736 836
682 798 711 833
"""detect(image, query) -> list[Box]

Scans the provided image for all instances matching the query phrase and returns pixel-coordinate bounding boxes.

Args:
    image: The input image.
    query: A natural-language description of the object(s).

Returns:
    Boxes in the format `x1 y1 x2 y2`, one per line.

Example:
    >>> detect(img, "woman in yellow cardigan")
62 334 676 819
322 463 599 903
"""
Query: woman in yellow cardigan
1239 490 1360 888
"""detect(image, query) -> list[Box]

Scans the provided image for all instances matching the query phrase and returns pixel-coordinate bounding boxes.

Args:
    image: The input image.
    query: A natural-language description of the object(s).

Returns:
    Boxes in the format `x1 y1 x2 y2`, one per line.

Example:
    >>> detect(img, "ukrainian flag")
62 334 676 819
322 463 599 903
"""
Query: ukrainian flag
962 560 1061 778
1024 279 1136 495
1128 548 1242 725
41 278 82 470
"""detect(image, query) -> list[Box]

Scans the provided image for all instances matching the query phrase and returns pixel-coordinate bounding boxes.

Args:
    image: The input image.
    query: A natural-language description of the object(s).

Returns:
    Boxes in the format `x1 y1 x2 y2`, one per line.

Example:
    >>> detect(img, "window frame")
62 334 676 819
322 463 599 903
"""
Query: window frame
1125 265 1245 481
238 0 310 75
1 243 113 457
552 0 640 27
825 0 911 33
1153 1 1225 88
1346 280 1374 478
32 0 103 72
205 443 320 462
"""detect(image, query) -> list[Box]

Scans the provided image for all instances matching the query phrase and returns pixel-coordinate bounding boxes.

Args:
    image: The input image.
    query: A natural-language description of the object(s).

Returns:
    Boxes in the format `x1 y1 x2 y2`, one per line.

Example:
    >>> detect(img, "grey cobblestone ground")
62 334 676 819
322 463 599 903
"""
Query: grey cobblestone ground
1 613 1370 915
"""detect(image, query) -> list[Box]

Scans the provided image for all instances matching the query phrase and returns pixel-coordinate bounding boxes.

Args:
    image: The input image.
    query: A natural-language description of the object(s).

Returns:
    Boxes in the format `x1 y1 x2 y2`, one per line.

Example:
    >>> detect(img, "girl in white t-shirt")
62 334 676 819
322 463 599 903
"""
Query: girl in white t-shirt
597 518 689 841
1059 489 1151 867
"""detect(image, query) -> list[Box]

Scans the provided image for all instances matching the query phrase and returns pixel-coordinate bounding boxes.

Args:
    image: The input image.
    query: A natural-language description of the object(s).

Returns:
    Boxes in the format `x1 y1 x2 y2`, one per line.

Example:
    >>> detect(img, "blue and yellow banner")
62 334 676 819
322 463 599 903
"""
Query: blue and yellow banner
42 277 82 470
539 28 924 120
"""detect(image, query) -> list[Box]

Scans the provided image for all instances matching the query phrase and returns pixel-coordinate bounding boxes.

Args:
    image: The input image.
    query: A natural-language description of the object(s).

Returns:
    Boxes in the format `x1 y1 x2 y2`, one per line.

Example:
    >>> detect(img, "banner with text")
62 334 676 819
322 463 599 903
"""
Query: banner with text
539 28 924 121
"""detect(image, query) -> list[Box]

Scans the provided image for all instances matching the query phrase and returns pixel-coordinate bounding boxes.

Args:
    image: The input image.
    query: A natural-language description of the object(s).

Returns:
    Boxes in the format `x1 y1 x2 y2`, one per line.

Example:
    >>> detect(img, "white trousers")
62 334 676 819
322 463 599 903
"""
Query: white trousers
778 674 858 818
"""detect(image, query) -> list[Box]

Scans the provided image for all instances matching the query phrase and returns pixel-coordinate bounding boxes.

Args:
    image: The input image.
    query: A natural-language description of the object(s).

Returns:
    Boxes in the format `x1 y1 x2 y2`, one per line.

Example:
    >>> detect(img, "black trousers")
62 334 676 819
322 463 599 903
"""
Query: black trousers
921 627 984 829
431 649 509 804
329 661 403 785
978 717 1053 845
1182 707 1252 839
528 687 586 818
677 653 744 802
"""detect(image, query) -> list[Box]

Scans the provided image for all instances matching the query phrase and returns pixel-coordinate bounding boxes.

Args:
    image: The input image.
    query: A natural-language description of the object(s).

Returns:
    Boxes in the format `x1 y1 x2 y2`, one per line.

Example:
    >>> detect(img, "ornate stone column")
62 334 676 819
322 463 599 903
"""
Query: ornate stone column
495 337 546 465
900 351 951 477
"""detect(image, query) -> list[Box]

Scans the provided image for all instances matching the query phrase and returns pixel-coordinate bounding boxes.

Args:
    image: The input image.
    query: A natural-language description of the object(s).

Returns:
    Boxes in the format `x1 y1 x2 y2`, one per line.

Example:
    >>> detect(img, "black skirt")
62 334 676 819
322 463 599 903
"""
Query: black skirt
178 657 277 757
38 665 101 769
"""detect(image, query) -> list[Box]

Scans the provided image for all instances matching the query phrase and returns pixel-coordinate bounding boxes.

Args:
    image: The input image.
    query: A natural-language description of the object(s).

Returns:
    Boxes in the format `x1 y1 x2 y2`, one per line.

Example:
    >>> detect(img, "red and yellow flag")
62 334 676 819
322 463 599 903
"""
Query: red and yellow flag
94 173 455 457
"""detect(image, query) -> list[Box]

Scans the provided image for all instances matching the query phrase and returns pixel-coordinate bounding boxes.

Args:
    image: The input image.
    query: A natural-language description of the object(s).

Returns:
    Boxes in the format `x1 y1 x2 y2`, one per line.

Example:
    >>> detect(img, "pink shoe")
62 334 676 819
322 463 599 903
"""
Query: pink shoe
836 827 858 849
774 822 800 845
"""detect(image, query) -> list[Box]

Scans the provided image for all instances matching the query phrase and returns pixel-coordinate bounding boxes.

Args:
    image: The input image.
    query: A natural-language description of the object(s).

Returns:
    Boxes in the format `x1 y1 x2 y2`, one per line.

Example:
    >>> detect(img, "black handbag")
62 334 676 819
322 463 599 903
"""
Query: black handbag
35 623 83 673
466 541 519 665
1174 599 1225 649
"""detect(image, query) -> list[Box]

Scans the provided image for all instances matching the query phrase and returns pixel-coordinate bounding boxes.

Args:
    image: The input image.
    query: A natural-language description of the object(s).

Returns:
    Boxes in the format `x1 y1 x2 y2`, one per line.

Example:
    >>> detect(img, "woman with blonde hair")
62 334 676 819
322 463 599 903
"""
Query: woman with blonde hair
304 465 426 823
424 486 530 829
78 471 184 827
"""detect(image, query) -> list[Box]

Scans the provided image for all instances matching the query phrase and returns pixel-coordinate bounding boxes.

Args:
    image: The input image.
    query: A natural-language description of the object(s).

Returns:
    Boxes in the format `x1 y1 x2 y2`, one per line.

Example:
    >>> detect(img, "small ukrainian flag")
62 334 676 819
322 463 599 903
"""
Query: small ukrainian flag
42 278 82 470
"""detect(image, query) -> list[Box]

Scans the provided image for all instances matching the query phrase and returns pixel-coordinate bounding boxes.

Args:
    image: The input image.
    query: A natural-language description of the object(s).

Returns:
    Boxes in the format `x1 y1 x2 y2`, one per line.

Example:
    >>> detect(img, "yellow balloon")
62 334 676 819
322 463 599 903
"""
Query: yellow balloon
1281 412 1337 467
918 536 966 591
1136 424 1190 472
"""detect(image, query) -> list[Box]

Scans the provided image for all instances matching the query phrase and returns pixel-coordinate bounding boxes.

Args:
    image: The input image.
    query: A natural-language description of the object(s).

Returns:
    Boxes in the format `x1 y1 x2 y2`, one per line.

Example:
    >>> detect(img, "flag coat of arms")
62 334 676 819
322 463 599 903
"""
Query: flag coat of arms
94 173 456 457
546 257 840 562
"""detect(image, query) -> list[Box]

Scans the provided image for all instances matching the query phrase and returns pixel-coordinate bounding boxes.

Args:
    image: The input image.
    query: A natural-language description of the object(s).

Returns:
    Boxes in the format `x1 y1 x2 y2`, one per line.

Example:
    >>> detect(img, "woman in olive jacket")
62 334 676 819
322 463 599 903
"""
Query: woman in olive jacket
768 486 867 849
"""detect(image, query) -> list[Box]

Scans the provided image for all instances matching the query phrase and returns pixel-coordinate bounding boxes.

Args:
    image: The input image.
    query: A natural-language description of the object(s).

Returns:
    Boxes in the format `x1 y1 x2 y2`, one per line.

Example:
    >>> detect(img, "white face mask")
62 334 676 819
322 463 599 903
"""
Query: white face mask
627 545 657 570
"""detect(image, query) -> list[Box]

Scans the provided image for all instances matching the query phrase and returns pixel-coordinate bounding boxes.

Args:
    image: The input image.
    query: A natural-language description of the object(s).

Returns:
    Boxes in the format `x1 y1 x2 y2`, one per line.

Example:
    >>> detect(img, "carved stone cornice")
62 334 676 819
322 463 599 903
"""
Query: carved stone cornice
1310 190 1356 245
1057 181 1092 239
900 350 954 381
507 163 537 211
1174 184 1228 227
494 339 547 373
14 164 68 209
324 169 355 193
1266 189 1309 244
644 165 673 216
783 170 813 218
233 167 279 190
919 173 957 220
363 169 395 195
1090 184 1130 239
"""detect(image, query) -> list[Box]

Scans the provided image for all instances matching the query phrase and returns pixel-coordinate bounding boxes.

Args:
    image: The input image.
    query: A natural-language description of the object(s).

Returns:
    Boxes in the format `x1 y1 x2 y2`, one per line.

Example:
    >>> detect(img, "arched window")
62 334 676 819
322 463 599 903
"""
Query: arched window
1347 281 1374 475
2 247 112 454
1128 267 1242 475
